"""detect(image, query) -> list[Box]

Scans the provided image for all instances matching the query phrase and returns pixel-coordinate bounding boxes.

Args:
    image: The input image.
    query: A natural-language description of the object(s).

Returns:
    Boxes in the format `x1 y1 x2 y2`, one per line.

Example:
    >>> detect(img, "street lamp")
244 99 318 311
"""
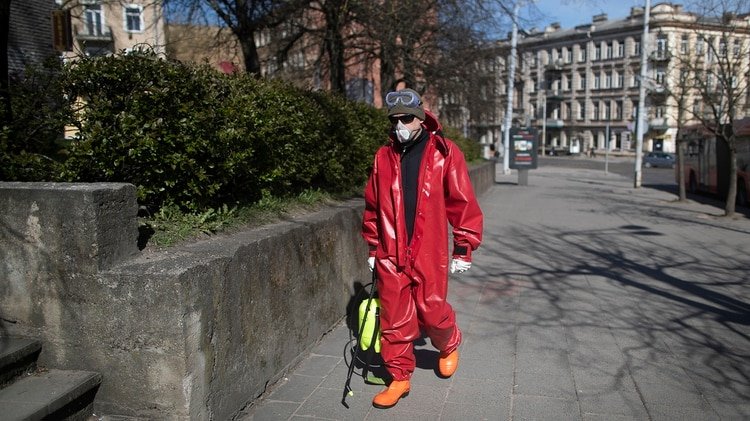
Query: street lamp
502 1 520 175
541 93 547 156
634 0 651 188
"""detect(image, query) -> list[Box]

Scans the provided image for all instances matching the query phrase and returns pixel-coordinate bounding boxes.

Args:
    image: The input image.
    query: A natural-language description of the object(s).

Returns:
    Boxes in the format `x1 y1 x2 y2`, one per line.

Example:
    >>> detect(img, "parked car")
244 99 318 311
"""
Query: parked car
643 152 676 168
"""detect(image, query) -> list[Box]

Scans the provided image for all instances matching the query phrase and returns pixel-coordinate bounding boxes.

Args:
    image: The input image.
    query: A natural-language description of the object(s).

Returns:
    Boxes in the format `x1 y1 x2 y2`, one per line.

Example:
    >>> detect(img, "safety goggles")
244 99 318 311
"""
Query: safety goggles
385 90 421 108
388 115 416 124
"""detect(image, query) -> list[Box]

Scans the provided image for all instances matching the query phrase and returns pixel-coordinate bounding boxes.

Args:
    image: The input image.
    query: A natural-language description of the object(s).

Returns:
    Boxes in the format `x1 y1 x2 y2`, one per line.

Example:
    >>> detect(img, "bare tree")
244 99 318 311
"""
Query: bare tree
164 0 308 76
674 0 750 216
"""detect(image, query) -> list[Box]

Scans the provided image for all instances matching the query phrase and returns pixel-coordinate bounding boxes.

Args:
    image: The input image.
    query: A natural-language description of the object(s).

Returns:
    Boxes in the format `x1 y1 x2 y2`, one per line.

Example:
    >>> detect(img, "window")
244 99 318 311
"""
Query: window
617 42 624 57
656 35 668 59
616 100 623 120
577 101 585 120
124 5 143 32
565 76 572 91
566 48 573 63
605 72 612 89
696 35 704 55
604 101 611 120
655 67 666 85
680 35 689 54
707 37 715 62
594 73 601 90
719 37 727 57
655 106 665 118
593 102 600 120
288 51 305 69
617 72 624 88
693 100 701 115
579 74 586 90
734 39 741 57
255 30 271 47
578 45 586 62
595 45 601 60
84 4 104 36
606 42 613 59
634 41 640 56
565 102 572 120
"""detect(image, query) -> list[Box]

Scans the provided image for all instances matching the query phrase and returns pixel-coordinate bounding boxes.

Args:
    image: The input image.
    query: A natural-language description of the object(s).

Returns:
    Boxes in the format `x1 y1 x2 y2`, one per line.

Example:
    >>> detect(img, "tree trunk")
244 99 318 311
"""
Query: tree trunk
379 44 397 101
238 30 261 76
677 139 686 201
725 144 737 217
323 1 346 95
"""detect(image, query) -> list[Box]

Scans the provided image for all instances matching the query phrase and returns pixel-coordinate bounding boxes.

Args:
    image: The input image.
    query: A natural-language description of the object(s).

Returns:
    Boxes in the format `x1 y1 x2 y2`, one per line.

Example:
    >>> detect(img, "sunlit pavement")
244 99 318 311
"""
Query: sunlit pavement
241 165 750 420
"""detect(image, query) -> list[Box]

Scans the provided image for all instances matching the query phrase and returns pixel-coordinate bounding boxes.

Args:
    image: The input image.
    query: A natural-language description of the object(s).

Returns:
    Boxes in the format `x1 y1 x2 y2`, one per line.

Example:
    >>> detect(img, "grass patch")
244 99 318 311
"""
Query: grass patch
139 188 357 250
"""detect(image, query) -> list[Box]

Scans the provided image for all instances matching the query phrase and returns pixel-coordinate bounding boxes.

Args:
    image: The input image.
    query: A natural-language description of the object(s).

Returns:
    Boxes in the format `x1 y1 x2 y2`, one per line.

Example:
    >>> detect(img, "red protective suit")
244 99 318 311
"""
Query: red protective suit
361 110 483 381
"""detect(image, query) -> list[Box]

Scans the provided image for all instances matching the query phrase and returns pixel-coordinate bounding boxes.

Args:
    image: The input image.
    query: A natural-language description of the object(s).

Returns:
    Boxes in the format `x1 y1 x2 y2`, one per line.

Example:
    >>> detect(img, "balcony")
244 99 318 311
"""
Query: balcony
648 84 669 102
545 90 565 101
545 59 565 74
649 117 669 131
76 26 113 43
649 50 671 62
545 118 564 128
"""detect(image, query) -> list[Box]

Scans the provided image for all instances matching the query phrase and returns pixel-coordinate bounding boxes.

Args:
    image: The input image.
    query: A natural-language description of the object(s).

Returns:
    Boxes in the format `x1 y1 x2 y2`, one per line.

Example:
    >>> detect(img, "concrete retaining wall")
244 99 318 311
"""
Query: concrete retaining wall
0 161 494 419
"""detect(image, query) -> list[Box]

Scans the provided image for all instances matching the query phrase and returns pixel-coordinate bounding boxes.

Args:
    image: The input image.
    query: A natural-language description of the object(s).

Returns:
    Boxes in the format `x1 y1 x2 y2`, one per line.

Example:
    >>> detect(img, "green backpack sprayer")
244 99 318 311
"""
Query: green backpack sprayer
341 271 386 408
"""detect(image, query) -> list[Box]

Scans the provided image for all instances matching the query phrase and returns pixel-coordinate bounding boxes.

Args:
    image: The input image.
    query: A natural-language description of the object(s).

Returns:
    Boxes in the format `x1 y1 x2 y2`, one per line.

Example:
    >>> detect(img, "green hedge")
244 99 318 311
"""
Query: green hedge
1 51 479 213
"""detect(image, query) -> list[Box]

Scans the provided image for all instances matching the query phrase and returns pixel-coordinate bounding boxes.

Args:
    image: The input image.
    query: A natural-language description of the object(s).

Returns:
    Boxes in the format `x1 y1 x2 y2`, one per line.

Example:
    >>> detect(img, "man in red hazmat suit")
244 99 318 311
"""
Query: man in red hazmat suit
362 88 483 409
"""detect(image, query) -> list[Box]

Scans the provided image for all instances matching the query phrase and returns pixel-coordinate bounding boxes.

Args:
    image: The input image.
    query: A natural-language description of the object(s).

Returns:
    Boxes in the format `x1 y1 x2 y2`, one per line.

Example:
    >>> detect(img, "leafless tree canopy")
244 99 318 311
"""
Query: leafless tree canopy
669 0 750 215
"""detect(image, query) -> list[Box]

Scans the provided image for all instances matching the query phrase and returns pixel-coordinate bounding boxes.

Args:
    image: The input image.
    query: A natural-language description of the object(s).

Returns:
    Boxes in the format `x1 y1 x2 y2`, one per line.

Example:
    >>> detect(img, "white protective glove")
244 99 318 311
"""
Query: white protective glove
450 258 472 274
368 257 375 272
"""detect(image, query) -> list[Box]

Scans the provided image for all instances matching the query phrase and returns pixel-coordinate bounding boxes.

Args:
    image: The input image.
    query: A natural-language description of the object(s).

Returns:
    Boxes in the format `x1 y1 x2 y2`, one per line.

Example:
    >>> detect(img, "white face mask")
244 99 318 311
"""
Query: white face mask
396 121 412 143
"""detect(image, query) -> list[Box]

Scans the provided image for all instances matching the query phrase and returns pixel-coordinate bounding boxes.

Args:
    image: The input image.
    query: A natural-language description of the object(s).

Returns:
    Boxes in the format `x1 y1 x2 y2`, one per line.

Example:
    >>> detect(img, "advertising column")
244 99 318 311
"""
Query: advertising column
509 127 538 185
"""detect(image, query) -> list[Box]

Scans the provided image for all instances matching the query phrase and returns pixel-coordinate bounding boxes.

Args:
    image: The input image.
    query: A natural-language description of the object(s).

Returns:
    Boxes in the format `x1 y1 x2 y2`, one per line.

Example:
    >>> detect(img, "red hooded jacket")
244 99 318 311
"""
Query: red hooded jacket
362 110 483 270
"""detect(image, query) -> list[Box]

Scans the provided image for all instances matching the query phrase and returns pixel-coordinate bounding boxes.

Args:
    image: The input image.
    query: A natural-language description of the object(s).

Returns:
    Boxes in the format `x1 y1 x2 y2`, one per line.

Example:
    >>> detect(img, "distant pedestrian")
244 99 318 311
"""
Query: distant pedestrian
362 88 483 409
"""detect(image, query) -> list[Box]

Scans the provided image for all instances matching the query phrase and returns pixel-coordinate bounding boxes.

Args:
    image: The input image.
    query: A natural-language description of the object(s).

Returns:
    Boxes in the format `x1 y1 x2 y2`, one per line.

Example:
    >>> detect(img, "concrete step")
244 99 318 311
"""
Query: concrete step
0 369 101 421
0 337 42 388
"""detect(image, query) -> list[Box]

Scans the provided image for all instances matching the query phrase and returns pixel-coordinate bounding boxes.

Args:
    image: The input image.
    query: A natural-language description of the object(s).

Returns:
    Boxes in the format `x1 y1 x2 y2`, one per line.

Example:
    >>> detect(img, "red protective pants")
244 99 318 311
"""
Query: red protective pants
376 259 462 381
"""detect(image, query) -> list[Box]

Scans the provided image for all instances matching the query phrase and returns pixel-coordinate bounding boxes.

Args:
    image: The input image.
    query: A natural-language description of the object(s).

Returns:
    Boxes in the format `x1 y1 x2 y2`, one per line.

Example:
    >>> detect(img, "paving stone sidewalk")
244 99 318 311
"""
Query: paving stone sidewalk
242 166 750 421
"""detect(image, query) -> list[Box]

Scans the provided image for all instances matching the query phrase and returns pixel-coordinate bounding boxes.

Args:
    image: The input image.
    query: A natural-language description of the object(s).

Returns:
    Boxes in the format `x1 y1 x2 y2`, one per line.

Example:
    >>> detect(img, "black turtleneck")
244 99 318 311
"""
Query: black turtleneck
399 129 428 243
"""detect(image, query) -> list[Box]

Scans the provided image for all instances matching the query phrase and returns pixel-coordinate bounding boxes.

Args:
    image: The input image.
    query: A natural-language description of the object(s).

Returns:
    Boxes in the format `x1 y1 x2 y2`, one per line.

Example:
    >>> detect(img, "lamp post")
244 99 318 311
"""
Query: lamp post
541 92 547 156
502 1 520 175
634 0 651 188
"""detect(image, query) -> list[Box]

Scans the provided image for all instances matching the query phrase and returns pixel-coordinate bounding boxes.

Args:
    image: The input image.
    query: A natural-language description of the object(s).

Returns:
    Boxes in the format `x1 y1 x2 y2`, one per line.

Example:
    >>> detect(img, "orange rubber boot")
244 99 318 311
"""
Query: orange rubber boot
438 349 459 378
372 380 410 409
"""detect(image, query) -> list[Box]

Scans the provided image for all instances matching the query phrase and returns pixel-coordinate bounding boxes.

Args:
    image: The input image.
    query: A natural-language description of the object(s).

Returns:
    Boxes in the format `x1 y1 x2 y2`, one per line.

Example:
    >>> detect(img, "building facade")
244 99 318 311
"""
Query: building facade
57 0 166 60
482 3 750 156
7 0 59 75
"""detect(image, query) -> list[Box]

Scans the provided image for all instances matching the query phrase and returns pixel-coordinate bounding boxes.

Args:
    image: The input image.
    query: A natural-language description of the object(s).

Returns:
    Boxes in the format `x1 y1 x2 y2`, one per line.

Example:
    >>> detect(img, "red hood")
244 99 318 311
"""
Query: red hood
422 109 442 133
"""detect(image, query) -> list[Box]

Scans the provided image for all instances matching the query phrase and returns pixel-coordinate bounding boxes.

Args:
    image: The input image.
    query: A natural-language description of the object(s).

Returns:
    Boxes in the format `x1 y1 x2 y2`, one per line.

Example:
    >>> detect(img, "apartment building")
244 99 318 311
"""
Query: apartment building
485 3 750 155
57 0 166 59
7 0 59 76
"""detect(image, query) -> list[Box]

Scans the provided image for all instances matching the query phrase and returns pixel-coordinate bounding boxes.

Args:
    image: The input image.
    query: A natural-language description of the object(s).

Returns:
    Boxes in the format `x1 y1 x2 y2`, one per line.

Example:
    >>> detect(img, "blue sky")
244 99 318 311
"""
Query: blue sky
520 0 648 30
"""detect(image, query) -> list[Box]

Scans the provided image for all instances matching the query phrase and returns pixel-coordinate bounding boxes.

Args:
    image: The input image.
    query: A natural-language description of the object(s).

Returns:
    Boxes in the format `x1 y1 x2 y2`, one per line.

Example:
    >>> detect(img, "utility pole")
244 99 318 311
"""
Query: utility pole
634 0 651 188
541 92 547 157
502 1 519 175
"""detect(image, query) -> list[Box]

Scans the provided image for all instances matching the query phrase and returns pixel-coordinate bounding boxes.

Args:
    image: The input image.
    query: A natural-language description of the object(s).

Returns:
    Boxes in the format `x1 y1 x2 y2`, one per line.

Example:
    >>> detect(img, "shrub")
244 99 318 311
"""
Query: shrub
61 51 231 211
2 51 481 216
442 126 482 163
1 58 70 181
